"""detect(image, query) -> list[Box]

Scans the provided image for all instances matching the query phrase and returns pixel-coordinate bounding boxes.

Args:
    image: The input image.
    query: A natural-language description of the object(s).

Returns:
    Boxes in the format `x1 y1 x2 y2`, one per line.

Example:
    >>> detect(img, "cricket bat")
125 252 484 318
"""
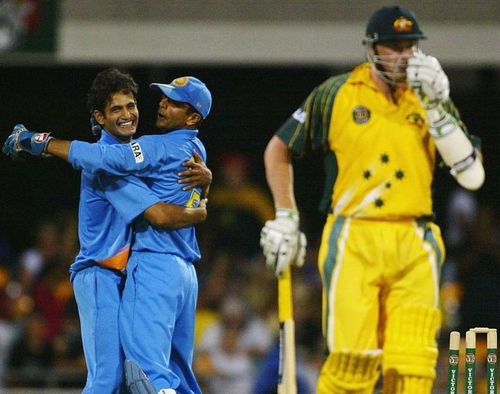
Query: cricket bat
278 266 297 394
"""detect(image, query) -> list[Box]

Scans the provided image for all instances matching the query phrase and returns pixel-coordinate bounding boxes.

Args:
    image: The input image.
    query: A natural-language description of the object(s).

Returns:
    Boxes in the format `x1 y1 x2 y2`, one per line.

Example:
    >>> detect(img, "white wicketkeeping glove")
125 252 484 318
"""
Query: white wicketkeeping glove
407 51 450 109
260 208 307 278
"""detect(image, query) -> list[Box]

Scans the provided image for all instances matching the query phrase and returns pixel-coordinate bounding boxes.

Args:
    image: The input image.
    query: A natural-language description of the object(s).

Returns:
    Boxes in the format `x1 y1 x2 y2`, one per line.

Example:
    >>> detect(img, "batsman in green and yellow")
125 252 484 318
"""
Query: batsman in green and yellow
260 5 484 393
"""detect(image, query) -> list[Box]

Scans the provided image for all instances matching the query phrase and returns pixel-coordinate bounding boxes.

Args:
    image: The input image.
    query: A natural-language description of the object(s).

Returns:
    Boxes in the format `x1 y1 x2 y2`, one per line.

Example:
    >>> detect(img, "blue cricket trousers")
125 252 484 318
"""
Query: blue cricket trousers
119 251 200 393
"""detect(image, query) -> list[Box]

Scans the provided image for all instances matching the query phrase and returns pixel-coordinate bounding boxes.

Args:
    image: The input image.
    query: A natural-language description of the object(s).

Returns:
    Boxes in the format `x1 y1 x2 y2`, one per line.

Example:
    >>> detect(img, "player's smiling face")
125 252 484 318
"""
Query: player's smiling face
155 95 201 132
95 91 138 141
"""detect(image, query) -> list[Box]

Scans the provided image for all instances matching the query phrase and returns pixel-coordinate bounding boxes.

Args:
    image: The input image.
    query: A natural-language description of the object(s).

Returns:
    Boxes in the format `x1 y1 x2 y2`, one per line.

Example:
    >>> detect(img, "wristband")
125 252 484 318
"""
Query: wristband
276 208 299 222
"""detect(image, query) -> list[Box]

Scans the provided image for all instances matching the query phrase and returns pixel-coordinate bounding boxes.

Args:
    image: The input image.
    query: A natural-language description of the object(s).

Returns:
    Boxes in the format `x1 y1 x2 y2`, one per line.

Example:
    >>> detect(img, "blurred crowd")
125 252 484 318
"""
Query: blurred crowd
0 154 498 393
0 211 84 389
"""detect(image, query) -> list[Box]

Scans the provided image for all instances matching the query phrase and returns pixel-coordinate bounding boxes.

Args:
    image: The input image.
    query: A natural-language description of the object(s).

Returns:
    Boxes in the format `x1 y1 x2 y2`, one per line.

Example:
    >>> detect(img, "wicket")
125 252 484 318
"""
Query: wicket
447 327 497 394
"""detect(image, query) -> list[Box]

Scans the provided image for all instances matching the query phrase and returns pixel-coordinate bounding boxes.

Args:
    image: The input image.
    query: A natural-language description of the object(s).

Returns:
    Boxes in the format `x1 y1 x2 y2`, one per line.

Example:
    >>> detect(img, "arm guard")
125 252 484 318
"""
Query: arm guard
427 106 484 190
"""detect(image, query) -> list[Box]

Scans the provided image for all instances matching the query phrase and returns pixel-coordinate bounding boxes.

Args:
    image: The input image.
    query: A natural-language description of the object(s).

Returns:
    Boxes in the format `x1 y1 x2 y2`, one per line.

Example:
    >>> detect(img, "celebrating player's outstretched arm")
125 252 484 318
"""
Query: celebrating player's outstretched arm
407 51 485 190
3 125 211 191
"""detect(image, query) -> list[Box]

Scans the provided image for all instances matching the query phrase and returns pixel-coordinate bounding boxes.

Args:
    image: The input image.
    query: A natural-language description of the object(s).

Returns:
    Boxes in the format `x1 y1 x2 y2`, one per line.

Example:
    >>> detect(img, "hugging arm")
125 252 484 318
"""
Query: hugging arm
144 198 207 229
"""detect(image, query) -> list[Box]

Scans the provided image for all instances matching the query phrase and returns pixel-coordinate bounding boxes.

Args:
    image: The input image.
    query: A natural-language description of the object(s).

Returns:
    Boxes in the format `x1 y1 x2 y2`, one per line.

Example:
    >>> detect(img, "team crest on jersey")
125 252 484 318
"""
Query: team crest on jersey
406 113 425 128
130 141 144 163
393 17 413 33
352 106 371 124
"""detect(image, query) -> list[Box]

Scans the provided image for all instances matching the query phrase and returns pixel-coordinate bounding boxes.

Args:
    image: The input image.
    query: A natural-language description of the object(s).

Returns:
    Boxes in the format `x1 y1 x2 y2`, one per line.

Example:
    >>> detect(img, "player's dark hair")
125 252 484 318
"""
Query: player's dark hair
87 68 139 114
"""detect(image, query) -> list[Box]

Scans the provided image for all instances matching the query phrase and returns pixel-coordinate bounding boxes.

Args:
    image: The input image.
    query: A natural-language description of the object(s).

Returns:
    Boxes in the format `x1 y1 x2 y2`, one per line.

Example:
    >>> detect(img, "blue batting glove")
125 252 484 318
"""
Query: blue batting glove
2 124 53 158
2 132 19 159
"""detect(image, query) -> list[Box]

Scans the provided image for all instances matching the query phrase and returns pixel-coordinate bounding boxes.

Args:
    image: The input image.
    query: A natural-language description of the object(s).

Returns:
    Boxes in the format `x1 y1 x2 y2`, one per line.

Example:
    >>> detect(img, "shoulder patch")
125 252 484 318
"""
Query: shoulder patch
130 141 144 164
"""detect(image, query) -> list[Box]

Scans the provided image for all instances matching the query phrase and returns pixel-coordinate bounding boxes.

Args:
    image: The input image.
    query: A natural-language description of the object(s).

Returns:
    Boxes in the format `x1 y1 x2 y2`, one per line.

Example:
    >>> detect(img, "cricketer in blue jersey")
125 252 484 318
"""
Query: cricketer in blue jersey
2 69 211 394
3 76 213 393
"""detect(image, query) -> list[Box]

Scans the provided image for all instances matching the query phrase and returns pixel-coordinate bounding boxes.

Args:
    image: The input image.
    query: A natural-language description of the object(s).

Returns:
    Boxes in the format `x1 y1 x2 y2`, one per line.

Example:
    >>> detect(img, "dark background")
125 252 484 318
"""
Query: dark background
1 64 499 255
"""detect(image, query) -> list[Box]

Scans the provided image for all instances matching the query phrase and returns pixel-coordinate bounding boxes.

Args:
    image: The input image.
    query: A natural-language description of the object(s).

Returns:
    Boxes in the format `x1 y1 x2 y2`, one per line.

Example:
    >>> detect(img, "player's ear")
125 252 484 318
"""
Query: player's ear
186 112 202 127
93 110 105 126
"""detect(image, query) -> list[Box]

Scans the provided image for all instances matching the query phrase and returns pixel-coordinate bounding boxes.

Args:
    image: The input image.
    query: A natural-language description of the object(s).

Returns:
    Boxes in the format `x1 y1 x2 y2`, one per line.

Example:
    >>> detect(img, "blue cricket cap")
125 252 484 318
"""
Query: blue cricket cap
150 76 212 119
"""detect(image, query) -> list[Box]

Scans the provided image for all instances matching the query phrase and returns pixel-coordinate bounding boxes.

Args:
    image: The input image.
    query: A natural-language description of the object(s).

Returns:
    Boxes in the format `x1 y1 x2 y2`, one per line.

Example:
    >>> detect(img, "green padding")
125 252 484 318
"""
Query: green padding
417 220 443 282
322 216 346 333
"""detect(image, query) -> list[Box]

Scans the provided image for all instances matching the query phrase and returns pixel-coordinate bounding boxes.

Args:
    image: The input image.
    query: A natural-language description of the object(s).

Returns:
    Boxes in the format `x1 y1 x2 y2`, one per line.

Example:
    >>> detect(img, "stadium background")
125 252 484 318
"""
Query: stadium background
0 1 499 392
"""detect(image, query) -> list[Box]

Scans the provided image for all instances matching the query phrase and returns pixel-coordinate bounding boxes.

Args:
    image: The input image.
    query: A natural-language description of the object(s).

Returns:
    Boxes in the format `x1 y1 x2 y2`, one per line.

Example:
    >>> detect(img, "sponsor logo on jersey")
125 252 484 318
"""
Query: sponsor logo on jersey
33 133 50 143
130 141 144 164
352 106 371 124
393 17 413 33
406 112 425 128
292 108 306 124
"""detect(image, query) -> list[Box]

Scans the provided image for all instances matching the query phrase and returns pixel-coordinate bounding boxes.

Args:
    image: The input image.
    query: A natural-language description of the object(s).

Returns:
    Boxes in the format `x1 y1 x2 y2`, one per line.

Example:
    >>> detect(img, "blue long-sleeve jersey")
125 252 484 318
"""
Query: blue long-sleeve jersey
70 131 161 280
68 129 206 263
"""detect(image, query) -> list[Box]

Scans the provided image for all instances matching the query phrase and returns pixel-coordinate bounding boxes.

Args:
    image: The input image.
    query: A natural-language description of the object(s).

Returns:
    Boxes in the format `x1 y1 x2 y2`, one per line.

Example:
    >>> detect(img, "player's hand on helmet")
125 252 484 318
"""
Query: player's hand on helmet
178 151 212 195
407 51 450 109
260 208 307 278
2 124 53 159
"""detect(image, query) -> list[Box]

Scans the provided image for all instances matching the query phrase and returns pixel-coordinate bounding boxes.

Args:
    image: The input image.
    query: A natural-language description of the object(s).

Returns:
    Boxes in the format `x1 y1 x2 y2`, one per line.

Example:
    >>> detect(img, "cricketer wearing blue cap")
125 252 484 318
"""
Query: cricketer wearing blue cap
59 76 212 393
150 77 211 119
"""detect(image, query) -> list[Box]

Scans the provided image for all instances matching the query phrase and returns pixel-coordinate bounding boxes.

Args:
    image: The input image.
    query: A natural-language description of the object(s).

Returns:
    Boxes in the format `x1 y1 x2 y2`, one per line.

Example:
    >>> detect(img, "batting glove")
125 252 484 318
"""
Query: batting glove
260 208 307 278
2 124 53 159
407 51 450 109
